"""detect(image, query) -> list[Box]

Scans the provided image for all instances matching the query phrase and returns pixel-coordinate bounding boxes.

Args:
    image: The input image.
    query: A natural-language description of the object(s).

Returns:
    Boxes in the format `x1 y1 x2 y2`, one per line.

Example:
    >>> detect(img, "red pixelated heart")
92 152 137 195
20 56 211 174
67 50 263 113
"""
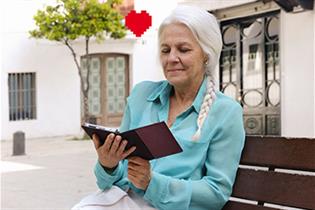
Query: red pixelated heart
125 10 152 37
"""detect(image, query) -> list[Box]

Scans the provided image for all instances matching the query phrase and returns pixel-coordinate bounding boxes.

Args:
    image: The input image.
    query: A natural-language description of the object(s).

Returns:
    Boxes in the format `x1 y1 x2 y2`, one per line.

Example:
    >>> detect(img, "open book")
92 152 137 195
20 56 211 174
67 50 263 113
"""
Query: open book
81 122 183 160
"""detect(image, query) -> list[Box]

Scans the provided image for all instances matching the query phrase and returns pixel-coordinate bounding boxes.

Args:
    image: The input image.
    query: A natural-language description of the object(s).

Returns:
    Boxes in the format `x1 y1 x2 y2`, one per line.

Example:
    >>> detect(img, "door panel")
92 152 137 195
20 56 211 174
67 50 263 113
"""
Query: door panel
81 54 129 127
102 55 129 126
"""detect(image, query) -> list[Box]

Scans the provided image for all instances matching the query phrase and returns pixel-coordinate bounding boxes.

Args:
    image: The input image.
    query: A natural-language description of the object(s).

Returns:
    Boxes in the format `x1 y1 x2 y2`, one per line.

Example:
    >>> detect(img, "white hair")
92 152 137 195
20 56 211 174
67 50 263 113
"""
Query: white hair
158 5 223 141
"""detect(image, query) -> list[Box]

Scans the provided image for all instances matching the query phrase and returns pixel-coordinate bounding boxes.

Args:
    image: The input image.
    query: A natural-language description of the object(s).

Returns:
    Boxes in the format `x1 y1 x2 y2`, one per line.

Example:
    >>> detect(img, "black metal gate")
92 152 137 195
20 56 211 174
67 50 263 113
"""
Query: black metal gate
220 11 280 135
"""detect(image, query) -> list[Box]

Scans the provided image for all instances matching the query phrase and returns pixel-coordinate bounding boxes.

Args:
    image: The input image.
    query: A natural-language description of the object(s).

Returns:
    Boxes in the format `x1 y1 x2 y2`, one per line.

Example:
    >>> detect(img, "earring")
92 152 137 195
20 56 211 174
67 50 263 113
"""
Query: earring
204 54 209 66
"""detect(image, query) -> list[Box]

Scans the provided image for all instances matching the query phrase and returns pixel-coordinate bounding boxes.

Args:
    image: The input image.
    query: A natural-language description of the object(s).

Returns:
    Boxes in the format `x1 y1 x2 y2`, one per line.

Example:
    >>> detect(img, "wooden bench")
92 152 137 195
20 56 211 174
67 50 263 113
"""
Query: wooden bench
222 136 315 210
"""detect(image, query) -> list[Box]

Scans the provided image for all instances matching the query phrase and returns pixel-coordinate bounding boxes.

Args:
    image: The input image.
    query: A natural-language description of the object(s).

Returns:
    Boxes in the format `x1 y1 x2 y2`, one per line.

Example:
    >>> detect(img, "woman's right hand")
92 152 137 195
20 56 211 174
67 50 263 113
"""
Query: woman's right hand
92 133 136 169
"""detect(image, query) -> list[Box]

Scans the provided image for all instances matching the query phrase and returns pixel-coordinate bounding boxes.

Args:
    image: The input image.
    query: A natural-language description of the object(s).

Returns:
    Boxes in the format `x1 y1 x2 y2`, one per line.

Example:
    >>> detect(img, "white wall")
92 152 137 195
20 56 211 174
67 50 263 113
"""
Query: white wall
73 0 179 89
1 0 178 140
178 0 257 10
195 0 315 137
1 0 80 140
314 4 315 137
0 0 4 140
2 41 81 139
131 0 178 84
280 10 315 137
3 0 314 139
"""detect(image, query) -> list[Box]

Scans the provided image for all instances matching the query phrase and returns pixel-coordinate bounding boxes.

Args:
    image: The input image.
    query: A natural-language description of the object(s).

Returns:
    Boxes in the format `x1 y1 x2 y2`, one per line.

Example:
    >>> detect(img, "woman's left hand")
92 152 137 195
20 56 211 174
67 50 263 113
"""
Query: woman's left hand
127 156 151 190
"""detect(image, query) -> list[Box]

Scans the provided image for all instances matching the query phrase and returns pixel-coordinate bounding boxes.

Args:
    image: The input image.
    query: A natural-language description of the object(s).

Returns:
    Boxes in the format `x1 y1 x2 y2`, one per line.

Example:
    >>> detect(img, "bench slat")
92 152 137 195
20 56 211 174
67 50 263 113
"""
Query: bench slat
241 136 315 171
231 168 315 209
223 201 280 210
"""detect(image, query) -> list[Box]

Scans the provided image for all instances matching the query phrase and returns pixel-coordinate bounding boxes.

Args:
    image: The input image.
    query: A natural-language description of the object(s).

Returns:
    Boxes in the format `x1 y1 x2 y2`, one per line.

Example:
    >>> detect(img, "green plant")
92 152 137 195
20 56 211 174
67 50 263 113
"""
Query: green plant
30 0 127 123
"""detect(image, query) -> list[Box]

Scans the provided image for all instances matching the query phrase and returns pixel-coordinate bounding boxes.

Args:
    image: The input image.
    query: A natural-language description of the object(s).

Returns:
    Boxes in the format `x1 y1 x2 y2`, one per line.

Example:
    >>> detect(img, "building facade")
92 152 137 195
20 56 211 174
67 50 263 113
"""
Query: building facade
1 0 315 140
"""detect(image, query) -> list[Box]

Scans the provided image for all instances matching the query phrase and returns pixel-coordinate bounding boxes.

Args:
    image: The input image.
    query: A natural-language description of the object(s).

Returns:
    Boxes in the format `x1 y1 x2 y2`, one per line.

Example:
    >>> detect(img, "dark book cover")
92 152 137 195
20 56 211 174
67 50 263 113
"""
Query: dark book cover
81 122 183 160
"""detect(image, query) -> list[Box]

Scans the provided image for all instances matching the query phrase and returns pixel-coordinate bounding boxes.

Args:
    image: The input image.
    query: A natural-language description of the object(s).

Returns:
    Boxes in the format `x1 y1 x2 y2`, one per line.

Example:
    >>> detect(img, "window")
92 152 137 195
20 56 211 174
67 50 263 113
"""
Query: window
8 73 37 121
220 11 280 135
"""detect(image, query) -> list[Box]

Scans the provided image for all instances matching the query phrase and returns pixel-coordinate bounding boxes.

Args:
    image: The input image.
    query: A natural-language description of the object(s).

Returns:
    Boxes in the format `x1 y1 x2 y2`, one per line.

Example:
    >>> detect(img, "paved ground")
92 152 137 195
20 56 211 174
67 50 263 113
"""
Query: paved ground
1 136 99 210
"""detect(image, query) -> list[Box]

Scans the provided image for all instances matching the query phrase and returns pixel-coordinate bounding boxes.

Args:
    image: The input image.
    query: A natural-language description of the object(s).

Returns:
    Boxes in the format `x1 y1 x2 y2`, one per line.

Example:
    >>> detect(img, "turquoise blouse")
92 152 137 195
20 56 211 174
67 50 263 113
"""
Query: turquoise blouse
94 78 245 210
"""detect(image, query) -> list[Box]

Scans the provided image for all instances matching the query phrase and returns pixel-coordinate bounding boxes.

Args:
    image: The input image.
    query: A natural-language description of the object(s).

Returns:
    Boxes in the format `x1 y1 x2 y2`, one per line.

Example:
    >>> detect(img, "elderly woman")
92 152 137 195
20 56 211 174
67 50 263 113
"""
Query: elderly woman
72 5 245 210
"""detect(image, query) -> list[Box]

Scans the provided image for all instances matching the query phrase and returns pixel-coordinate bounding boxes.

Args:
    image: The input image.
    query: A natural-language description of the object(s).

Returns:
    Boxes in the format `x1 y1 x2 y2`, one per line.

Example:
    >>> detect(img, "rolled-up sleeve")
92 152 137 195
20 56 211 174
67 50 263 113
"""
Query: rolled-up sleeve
94 103 132 191
94 161 126 190
143 104 245 210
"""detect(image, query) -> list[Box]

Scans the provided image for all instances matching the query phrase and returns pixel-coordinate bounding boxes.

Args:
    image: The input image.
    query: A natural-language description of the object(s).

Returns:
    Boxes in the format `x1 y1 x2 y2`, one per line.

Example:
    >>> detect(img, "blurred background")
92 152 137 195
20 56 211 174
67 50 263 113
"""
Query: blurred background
1 0 315 140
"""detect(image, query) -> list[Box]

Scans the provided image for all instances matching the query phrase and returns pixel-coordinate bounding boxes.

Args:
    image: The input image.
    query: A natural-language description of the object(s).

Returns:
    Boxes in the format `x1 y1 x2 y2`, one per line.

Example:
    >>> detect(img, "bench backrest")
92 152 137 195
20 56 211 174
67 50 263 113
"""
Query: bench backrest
223 136 315 210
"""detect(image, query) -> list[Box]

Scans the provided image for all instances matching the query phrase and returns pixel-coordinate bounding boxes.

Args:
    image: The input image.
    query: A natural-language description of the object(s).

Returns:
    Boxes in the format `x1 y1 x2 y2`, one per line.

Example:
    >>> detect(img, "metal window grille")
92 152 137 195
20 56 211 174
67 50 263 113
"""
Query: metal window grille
8 73 36 121
220 11 280 136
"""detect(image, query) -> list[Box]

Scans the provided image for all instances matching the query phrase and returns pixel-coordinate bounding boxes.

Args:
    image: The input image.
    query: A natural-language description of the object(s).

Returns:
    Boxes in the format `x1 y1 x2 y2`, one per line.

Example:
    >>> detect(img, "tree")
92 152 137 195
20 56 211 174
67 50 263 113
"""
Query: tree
29 0 127 123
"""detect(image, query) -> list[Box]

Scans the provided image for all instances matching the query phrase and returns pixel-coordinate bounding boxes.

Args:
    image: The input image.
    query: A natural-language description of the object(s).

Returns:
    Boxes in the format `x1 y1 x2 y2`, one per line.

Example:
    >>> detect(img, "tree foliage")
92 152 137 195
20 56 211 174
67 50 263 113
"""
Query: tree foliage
29 0 127 124
30 0 126 41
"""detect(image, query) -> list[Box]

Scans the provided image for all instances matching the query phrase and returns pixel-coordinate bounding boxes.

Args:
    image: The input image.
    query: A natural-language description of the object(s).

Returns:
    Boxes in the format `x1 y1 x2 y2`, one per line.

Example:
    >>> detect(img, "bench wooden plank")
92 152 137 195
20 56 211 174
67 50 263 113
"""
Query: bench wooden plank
223 136 315 210
230 168 315 209
241 136 315 171
223 201 280 210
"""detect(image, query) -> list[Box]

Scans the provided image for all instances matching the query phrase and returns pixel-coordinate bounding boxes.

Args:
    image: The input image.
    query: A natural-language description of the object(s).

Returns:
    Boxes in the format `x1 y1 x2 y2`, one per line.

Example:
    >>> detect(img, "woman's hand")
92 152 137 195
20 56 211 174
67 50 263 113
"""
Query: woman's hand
92 133 136 169
127 157 151 190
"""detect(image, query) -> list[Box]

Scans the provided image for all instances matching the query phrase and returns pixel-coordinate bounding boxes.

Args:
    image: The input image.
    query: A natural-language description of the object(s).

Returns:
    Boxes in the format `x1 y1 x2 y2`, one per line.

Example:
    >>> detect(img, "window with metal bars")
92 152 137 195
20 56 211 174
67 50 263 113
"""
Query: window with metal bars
8 73 36 121
219 11 280 136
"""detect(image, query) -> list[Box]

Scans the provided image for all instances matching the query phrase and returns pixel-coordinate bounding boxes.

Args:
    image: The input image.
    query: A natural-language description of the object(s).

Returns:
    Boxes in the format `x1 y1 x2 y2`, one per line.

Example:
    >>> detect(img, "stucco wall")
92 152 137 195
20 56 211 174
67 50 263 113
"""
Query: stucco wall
280 10 315 137
1 0 76 140
132 0 178 84
194 0 315 137
314 3 315 137
1 0 82 140
2 0 315 140
178 0 257 10
0 0 177 140
0 0 4 140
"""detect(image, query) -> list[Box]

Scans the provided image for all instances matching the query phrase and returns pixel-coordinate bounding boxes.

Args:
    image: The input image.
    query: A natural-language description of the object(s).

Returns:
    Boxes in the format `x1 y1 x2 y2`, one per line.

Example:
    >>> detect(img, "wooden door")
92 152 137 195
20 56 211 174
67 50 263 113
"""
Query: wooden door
100 54 129 127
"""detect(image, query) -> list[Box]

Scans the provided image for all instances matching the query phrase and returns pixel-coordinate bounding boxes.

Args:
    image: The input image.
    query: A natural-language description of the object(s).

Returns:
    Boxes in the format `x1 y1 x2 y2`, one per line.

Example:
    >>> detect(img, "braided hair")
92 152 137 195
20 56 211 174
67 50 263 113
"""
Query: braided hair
158 5 223 141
